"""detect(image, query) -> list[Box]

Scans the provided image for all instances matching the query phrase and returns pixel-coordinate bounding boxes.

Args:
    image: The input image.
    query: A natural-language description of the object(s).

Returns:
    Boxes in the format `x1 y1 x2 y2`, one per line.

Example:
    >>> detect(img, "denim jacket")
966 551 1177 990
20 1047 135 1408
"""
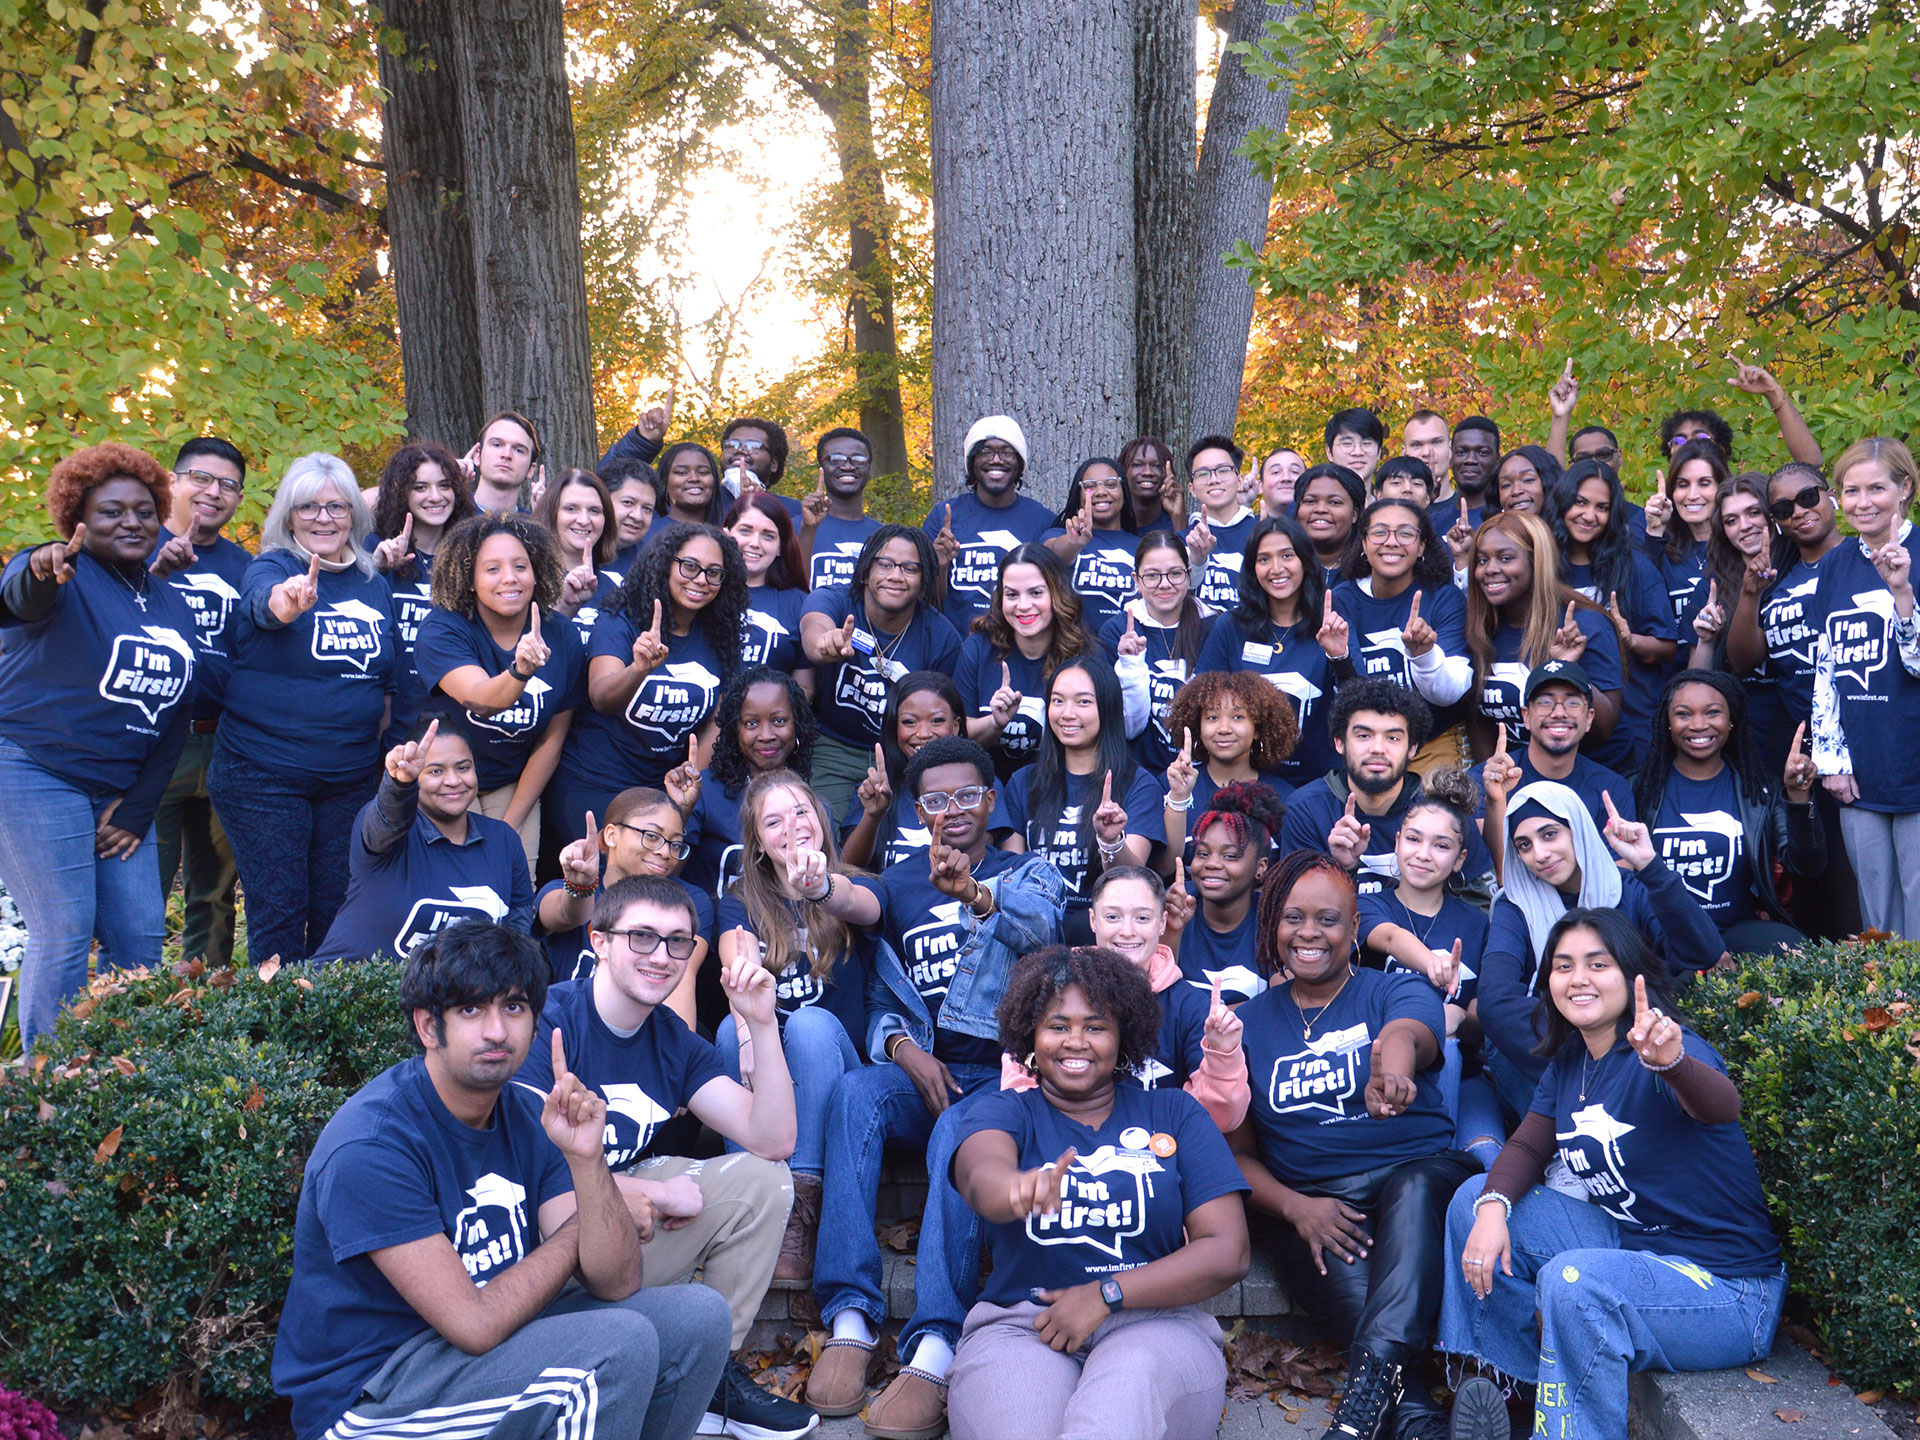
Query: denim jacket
864 852 1067 1063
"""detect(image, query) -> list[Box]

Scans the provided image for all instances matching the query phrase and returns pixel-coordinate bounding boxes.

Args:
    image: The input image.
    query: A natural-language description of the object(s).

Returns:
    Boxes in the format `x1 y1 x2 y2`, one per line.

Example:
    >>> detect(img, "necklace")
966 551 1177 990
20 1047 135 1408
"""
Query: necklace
105 558 150 611
1578 1048 1604 1102
1295 964 1355 1040
1398 893 1443 949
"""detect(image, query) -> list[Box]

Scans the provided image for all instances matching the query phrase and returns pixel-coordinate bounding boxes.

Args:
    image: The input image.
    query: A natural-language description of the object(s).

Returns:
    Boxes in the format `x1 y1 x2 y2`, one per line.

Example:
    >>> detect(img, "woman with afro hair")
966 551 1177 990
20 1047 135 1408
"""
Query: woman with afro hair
1161 669 1298 864
0 442 199 1046
944 945 1251 1440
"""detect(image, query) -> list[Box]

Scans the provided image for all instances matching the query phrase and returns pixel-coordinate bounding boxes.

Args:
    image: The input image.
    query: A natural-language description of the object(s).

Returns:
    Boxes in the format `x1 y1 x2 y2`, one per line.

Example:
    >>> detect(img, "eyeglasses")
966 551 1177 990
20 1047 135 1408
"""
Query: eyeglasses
917 784 990 814
1526 694 1589 714
722 437 766 454
1081 476 1123 492
1766 485 1826 521
1331 435 1379 452
1667 431 1715 452
604 927 699 961
293 501 351 520
610 822 692 859
975 443 1020 461
674 556 727 584
870 557 923 576
177 468 243 496
1191 464 1239 482
821 449 869 467
1366 525 1420 544
1139 568 1187 588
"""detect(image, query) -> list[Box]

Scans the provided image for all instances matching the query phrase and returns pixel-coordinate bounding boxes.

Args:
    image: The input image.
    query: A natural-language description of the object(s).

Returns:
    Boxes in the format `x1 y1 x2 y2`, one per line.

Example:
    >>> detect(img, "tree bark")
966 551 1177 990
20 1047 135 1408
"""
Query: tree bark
832 0 911 489
931 0 1137 509
447 0 598 471
1134 0 1198 457
375 0 485 450
1188 0 1300 442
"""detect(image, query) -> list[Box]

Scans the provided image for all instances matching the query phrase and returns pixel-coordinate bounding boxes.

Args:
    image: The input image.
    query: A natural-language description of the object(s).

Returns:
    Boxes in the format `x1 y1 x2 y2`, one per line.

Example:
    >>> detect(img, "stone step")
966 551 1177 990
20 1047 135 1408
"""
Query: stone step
1629 1337 1897 1440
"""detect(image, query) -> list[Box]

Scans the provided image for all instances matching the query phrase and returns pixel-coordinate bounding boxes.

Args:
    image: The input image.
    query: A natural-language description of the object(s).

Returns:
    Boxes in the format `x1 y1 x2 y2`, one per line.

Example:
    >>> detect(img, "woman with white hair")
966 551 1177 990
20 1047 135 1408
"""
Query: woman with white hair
207 453 398 963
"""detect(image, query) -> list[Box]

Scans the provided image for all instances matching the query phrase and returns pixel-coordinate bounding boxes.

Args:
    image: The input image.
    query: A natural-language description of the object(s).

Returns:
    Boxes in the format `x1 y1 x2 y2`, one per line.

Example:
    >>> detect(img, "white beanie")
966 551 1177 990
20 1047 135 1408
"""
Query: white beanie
963 415 1029 466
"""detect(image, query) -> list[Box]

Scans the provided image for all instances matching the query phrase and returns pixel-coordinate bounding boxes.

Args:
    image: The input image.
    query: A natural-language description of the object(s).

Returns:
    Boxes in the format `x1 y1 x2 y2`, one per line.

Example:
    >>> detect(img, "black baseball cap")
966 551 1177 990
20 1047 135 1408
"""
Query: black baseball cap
1523 659 1593 703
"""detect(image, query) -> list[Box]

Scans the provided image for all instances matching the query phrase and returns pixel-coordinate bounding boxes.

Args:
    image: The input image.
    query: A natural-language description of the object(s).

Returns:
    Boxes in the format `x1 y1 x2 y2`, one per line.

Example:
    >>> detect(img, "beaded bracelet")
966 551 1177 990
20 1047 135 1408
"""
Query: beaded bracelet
562 878 596 899
1642 1052 1686 1073
1164 793 1195 811
1474 1190 1514 1222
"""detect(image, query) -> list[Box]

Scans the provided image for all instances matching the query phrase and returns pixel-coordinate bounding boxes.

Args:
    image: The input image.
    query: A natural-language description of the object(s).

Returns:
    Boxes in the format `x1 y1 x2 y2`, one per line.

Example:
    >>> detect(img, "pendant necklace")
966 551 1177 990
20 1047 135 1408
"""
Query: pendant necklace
1297 964 1355 1041
107 559 150 611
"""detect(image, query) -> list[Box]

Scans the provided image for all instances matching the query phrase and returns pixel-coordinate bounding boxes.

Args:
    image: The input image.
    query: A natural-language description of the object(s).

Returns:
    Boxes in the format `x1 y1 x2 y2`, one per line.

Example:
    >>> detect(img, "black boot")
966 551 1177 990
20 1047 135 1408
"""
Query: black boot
1332 1347 1405 1440
1447 1375 1509 1440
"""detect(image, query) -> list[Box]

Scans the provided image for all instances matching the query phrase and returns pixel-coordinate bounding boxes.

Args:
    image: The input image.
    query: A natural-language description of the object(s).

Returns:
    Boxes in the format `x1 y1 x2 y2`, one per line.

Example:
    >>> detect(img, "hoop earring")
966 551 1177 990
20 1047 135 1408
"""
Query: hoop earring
1023 1053 1037 1073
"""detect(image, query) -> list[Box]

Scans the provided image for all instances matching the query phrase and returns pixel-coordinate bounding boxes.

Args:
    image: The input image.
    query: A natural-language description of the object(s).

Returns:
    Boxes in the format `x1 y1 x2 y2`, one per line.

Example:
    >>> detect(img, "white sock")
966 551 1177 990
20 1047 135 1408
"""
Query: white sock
832 1310 875 1345
907 1335 954 1380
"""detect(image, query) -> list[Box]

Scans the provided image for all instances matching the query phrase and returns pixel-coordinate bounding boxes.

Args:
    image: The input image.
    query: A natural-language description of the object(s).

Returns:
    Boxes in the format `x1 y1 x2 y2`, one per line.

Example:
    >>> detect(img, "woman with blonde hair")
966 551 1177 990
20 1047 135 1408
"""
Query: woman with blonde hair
715 769 872 1283
207 453 397 963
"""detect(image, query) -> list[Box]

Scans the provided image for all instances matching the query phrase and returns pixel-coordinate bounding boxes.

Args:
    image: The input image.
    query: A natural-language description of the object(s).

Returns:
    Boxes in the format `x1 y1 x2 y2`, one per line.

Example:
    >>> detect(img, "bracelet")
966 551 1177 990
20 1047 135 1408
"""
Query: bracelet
806 873 834 905
885 1033 910 1064
1642 1052 1686 1073
1164 793 1195 812
1097 837 1125 860
563 877 596 899
1474 1190 1514 1223
509 662 532 682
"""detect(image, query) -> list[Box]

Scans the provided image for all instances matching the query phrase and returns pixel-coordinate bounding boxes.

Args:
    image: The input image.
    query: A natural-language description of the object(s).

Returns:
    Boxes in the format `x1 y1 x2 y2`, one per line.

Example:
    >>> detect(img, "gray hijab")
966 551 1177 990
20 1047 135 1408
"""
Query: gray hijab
1500 780 1622 990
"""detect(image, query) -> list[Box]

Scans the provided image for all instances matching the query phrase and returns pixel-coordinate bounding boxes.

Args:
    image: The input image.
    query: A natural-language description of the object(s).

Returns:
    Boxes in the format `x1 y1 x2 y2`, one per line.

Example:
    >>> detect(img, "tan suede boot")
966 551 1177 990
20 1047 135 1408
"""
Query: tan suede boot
804 1337 877 1417
863 1367 948 1440
772 1171 822 1285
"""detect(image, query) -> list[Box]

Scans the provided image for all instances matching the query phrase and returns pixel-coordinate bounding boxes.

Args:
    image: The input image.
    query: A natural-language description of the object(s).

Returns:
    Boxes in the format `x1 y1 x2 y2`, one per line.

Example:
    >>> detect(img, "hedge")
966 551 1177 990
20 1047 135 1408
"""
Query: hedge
0 958 410 1425
1691 941 1920 1394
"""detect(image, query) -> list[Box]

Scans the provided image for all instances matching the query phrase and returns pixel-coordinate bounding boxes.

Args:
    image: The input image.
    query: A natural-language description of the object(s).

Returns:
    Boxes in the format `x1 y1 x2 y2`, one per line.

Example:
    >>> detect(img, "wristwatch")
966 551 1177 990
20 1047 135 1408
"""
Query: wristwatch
1100 1278 1125 1312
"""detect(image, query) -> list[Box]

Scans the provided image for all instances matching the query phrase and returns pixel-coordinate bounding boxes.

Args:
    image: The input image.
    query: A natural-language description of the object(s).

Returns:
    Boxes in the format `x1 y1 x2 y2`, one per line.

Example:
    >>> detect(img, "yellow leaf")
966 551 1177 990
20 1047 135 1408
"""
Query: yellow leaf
1856 1389 1885 1405
1745 1367 1779 1383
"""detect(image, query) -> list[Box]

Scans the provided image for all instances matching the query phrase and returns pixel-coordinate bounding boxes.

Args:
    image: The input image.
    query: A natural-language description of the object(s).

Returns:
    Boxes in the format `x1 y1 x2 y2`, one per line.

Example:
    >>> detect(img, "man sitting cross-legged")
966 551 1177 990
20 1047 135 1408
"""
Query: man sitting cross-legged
271 919 732 1440
515 872 820 1440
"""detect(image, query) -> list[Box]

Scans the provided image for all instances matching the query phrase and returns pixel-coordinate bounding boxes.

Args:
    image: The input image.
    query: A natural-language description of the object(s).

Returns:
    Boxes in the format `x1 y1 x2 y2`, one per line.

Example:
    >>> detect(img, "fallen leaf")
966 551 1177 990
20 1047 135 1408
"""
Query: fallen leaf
1737 991 1764 1009
30 1054 46 1075
71 996 99 1020
1774 1408 1805 1422
1904 1034 1920 1063
45 1179 68 1197
1862 1007 1894 1033
112 1056 137 1077
294 976 313 991
257 955 282 982
207 968 236 990
1887 1002 1911 1017
237 1122 247 1141
243 1083 265 1112
36 1099 57 1122
1747 1368 1780 1383
94 1124 125 1163
876 1218 920 1252
1855 1389 1885 1405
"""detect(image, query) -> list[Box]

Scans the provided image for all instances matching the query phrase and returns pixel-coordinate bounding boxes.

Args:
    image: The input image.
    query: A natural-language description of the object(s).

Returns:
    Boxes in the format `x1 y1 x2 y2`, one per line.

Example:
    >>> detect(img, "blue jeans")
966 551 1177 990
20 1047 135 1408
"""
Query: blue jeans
1436 1038 1508 1168
204 743 378 965
899 1091 999 1355
1439 1176 1787 1439
155 729 238 967
0 737 165 1048
1484 1043 1544 1130
814 1059 999 1328
715 1006 861 1175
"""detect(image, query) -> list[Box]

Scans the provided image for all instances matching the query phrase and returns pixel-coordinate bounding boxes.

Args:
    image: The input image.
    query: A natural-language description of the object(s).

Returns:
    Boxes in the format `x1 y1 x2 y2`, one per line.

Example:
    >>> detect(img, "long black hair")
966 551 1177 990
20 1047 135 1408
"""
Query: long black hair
1340 496 1454 588
1132 529 1209 671
1632 668 1772 822
656 441 728 526
1231 514 1324 640
851 523 946 615
1546 458 1639 608
1535 907 1678 1058
1025 653 1138 864
880 670 966 789
708 666 816 795
613 521 748 691
1054 456 1138 534
1488 445 1563 516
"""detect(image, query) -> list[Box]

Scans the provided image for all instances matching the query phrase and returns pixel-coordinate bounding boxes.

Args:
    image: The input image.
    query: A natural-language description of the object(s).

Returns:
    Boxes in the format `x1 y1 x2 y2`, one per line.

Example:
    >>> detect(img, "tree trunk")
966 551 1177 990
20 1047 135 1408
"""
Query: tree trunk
375 0 485 450
1188 0 1299 442
1134 0 1198 457
447 0 598 471
832 0 912 490
931 0 1137 509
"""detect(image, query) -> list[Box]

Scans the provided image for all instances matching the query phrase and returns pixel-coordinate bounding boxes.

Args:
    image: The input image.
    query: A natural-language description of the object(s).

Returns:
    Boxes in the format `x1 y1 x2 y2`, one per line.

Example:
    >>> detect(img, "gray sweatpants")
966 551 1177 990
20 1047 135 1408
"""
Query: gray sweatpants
1836 805 1920 937
947 1299 1228 1440
323 1282 732 1440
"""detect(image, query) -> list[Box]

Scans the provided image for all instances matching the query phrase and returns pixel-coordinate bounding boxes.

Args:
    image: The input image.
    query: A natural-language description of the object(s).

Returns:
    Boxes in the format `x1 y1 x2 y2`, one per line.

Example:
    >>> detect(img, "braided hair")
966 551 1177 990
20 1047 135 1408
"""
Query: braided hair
1254 850 1358 979
1192 780 1288 857
708 667 816 795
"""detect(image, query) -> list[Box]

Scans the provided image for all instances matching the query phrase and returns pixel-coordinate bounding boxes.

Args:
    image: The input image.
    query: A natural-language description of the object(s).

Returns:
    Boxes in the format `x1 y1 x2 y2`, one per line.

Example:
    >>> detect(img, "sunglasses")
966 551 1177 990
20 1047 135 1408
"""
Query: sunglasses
1766 485 1826 522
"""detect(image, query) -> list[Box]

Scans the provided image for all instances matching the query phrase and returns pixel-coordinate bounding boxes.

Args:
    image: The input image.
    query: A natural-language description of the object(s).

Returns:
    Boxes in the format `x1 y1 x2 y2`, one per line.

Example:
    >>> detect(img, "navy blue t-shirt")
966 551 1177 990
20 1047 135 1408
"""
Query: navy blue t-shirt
992 764 1167 909
1567 551 1676 764
1759 556 1825 724
1134 981 1214 1093
1474 617 1622 755
517 978 730 1168
1331 578 1471 735
1469 750 1635 830
1174 902 1264 1006
309 797 536 963
414 606 584 792
1239 967 1453 1187
1096 603 1219 771
685 771 747 901
271 1057 573 1440
564 614 728 790
924 491 1058 633
952 1085 1249 1306
531 875 715 985
838 785 933 867
219 549 397 781
1189 510 1259 612
152 526 252 720
954 633 1050 775
1651 768 1752 931
856 847 1019 1066
1279 774 1494 899
1194 617 1339 785
557 567 628 651
384 557 438 741
807 513 883 592
801 587 964 747
1427 495 1486 536
1815 534 1920 810
715 889 871 1042
1356 888 1488 1008
1531 1031 1782 1277
1040 526 1139 634
1652 536 1711 632
0 549 197 829
743 585 810 673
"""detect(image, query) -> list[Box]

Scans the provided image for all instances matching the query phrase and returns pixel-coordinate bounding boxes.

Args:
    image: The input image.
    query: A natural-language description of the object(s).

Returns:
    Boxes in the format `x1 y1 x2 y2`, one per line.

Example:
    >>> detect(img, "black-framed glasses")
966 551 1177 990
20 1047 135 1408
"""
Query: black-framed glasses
1766 485 1826 521
177 468 244 496
1191 463 1239 482
610 822 691 859
604 927 698 961
722 437 766 454
917 784 990 814
1365 525 1420 544
1138 567 1187 588
1526 694 1589 715
293 501 351 520
673 556 726 584
975 443 1020 461
821 448 870 468
871 557 923 576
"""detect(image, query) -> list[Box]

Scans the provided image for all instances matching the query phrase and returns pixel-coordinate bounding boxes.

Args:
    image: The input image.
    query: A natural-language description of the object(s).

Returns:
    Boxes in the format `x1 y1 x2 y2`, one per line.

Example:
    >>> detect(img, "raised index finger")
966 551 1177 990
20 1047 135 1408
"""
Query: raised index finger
307 552 322 583
1493 724 1507 758
1563 601 1576 629
1101 772 1113 806
420 717 439 752
649 598 662 636
1405 590 1421 625
1602 789 1620 825
530 603 542 641
550 1027 571 1083
67 522 88 556
1001 661 1011 691
1633 974 1651 1023
1209 975 1222 1013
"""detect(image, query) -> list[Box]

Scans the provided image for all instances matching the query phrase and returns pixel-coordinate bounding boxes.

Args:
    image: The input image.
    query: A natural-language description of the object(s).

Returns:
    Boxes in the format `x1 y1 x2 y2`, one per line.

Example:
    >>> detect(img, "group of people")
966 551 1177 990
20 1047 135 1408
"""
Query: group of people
1 368 1893 1440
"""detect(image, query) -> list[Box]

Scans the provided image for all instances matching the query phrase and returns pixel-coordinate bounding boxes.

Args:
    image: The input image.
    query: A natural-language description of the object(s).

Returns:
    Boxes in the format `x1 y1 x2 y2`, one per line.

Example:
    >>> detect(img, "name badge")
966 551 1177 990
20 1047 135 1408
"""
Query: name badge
1242 641 1273 666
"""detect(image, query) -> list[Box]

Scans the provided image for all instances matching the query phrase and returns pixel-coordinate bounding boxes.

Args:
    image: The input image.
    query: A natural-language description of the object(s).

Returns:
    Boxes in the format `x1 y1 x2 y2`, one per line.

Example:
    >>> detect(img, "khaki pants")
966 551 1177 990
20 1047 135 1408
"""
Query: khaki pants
626 1152 794 1348
473 784 540 879
1408 721 1472 782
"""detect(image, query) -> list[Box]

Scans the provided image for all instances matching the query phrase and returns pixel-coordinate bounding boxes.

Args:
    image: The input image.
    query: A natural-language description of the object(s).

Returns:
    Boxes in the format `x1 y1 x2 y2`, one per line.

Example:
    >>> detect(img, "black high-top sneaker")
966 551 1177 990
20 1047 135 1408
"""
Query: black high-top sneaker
1331 1348 1405 1440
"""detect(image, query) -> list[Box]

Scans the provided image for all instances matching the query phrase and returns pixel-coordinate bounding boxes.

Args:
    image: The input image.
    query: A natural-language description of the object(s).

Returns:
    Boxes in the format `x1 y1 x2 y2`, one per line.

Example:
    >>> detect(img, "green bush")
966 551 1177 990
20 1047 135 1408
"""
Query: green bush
0 959 411 1422
1691 942 1920 1394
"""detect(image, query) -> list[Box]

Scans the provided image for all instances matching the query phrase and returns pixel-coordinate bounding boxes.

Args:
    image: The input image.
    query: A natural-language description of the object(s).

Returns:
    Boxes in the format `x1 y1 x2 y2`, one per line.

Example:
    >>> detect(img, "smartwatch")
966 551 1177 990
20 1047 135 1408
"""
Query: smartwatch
1100 1278 1125 1313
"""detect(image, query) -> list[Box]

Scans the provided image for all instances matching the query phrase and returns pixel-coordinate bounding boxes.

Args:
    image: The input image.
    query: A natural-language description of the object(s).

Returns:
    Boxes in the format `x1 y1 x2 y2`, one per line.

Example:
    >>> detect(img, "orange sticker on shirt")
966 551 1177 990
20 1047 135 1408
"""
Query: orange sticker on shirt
1149 1133 1177 1157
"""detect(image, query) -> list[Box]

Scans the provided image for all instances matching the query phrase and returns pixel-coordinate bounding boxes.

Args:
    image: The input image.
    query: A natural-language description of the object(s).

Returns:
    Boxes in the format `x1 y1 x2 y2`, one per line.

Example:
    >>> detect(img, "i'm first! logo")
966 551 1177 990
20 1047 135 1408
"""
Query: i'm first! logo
311 599 388 671
100 627 195 728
